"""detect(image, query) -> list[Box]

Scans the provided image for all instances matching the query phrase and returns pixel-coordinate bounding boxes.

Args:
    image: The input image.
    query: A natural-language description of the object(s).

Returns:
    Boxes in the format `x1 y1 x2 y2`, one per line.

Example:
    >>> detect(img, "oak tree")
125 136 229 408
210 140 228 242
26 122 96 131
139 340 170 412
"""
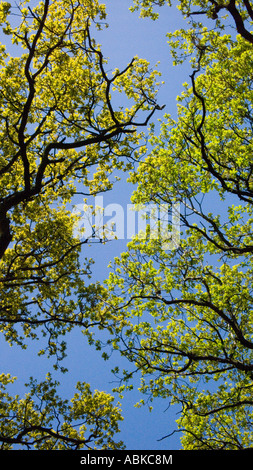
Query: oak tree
0 373 124 450
94 0 253 450
0 0 161 449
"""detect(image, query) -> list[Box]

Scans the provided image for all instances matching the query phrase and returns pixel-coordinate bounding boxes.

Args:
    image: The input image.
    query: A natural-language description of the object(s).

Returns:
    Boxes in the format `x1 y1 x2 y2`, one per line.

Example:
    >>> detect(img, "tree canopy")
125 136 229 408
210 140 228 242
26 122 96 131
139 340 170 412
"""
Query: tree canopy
92 0 253 451
0 0 161 449
0 0 253 451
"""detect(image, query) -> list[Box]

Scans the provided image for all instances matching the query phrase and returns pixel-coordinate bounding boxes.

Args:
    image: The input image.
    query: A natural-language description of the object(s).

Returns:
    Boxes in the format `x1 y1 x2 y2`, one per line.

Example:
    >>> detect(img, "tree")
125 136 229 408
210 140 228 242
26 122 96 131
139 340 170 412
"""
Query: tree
0 0 162 449
131 0 253 47
93 0 253 450
0 373 124 450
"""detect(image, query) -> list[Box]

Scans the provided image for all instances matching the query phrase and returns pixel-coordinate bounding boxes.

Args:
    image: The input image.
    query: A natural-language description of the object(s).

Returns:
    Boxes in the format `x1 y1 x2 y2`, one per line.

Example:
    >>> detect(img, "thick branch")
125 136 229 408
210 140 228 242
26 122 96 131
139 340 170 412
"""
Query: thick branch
0 215 12 260
227 0 253 44
0 424 96 449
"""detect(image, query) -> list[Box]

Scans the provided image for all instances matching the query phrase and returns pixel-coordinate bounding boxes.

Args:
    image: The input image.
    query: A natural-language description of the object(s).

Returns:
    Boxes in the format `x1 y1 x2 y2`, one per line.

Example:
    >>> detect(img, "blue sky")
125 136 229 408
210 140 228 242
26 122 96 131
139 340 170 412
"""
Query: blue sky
0 0 194 450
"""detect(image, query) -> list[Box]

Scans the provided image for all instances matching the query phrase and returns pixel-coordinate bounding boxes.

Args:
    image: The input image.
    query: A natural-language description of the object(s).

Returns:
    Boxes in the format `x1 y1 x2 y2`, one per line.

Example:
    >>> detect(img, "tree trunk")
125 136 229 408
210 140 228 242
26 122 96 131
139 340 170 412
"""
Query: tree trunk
0 215 12 260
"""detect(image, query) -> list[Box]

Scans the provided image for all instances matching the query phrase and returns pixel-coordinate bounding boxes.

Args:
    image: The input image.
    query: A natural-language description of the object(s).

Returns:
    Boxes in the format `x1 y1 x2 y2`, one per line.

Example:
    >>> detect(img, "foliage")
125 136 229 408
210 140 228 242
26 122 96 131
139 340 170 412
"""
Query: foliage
131 0 253 47
0 0 162 361
1 0 253 451
0 0 161 449
92 0 253 450
0 373 124 449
